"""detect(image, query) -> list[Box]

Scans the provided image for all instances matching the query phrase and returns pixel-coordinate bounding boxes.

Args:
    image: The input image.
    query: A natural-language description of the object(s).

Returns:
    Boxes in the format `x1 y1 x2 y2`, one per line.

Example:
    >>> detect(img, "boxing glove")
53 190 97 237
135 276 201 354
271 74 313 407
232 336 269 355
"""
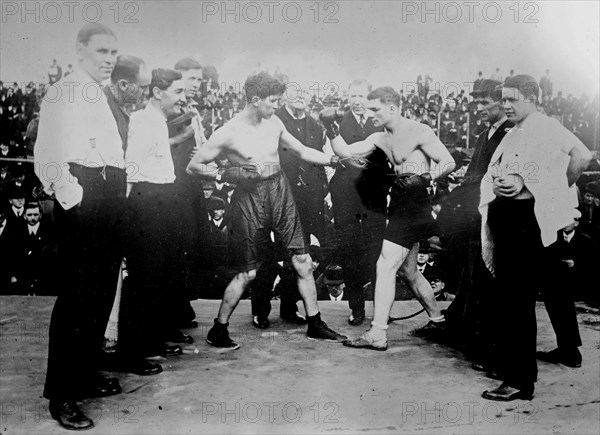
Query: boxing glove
319 108 344 139
394 172 432 192
220 166 261 184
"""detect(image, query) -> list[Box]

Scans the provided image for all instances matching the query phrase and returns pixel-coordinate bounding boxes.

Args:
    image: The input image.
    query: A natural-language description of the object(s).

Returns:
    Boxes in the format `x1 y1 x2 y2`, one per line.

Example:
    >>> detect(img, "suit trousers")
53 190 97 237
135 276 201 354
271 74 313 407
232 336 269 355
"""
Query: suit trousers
487 197 541 391
44 165 126 400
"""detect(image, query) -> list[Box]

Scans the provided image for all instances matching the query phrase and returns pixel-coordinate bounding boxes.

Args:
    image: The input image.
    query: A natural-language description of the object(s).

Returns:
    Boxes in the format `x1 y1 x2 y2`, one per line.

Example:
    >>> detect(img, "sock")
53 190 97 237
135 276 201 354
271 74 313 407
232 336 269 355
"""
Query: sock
367 322 388 341
429 315 445 323
306 312 321 325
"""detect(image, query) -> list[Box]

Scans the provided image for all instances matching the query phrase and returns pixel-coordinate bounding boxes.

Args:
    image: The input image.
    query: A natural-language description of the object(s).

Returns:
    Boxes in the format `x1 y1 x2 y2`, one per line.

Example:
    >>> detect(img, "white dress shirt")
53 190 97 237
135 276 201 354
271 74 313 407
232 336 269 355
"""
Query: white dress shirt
480 111 581 274
329 291 344 302
126 103 176 184
34 68 124 210
28 222 40 236
488 116 507 140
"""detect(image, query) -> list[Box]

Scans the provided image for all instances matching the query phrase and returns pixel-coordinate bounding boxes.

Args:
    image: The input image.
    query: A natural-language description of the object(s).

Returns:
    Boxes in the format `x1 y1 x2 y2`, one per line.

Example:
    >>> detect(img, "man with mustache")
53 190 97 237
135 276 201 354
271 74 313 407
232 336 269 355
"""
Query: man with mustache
187 71 346 348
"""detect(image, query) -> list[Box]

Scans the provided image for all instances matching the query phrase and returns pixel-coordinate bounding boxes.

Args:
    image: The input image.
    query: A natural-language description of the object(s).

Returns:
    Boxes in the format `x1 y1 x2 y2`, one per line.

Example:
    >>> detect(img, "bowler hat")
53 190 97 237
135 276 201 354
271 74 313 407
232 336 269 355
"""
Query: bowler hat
323 264 344 285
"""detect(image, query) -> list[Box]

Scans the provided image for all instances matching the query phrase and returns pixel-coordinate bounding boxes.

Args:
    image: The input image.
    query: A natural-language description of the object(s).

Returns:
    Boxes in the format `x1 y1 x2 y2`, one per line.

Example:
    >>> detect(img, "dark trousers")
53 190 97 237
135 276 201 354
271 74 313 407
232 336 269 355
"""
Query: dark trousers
445 217 498 366
44 165 126 400
487 198 541 391
118 182 184 359
331 212 386 313
541 265 582 350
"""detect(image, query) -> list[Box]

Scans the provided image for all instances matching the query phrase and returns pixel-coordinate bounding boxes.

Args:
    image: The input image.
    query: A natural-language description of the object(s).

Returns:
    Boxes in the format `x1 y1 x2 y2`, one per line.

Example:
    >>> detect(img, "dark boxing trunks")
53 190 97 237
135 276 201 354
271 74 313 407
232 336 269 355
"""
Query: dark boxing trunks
384 183 432 249
228 171 308 272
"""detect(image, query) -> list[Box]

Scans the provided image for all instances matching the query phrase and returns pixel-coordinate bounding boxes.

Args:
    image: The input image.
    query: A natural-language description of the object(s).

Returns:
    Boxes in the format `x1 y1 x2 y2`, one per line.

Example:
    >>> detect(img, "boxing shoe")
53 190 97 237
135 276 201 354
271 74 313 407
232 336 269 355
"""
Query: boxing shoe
343 332 388 351
306 318 347 343
49 400 94 431
206 319 240 350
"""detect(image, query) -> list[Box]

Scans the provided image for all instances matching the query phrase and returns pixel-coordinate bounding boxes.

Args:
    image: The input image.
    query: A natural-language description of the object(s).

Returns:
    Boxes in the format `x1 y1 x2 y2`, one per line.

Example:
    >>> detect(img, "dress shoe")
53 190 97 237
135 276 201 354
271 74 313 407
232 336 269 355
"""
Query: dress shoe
281 311 307 325
252 316 270 329
409 320 448 338
88 375 122 397
49 400 94 431
161 344 183 356
179 320 198 329
536 348 582 368
119 359 163 376
164 330 194 344
348 310 365 326
482 383 534 401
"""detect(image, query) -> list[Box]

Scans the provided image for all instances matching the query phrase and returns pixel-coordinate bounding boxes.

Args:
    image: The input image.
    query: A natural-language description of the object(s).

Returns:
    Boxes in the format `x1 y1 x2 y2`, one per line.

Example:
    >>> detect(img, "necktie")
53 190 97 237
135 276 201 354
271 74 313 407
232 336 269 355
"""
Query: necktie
359 115 365 129
488 125 496 140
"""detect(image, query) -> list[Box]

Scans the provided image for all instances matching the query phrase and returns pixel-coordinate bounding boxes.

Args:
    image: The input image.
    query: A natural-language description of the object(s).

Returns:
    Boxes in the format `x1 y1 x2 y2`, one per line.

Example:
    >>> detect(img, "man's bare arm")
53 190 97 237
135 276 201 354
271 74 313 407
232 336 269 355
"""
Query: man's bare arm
186 127 228 179
567 141 592 186
279 128 335 166
330 133 381 159
420 128 455 181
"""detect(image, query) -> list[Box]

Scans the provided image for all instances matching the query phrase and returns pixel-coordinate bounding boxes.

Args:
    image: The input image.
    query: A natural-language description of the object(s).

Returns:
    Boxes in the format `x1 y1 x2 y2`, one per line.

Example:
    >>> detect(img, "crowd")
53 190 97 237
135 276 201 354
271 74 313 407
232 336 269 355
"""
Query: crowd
0 22 599 430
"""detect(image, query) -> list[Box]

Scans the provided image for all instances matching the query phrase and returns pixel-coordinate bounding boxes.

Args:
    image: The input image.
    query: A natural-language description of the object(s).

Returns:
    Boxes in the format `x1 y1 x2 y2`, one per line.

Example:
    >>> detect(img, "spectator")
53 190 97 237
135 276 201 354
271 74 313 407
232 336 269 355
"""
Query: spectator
538 212 597 368
316 264 348 301
13 201 56 295
47 59 63 84
539 69 553 103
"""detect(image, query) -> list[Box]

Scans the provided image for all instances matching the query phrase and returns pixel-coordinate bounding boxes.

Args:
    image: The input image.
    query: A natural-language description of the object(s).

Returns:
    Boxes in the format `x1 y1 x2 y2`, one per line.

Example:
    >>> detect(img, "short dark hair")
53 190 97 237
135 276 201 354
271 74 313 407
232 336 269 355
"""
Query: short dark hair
24 201 40 212
111 55 145 84
174 58 202 72
150 68 182 92
503 74 539 100
76 23 116 45
367 86 401 107
244 71 286 102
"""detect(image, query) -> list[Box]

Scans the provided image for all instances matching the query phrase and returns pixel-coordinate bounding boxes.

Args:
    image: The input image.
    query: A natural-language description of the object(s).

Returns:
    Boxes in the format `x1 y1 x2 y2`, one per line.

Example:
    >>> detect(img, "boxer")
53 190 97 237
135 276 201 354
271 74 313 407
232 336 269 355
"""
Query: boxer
321 86 455 350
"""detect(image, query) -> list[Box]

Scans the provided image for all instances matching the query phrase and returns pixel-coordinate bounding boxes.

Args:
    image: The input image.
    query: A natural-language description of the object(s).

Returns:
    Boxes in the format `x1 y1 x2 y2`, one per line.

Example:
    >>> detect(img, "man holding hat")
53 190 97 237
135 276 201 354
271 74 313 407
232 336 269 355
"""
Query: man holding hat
479 74 591 401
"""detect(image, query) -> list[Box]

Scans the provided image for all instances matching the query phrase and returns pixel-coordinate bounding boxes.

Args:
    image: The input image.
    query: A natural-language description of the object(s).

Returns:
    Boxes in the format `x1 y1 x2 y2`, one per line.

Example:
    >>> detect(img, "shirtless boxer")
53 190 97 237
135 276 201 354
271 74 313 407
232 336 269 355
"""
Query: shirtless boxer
187 71 346 349
320 86 455 350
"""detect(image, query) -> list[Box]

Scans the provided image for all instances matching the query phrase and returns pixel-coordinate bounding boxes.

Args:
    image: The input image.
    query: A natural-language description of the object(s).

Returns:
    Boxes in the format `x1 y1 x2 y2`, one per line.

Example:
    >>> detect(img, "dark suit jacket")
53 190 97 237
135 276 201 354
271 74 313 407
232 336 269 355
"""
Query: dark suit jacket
330 111 387 223
275 107 327 197
103 86 129 152
447 119 514 215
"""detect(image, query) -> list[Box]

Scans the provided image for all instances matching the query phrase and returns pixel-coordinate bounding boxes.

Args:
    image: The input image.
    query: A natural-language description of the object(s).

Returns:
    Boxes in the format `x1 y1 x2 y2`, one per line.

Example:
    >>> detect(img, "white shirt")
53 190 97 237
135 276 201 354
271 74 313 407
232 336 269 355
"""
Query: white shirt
329 291 344 302
34 68 124 210
12 206 23 217
480 111 581 274
488 116 507 140
126 103 175 184
563 230 575 243
28 222 40 235
351 111 370 126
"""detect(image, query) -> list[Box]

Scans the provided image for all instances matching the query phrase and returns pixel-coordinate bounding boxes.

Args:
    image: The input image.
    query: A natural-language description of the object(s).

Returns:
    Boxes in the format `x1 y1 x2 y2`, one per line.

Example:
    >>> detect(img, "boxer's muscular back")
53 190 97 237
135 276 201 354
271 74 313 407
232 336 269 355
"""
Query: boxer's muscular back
221 115 283 177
